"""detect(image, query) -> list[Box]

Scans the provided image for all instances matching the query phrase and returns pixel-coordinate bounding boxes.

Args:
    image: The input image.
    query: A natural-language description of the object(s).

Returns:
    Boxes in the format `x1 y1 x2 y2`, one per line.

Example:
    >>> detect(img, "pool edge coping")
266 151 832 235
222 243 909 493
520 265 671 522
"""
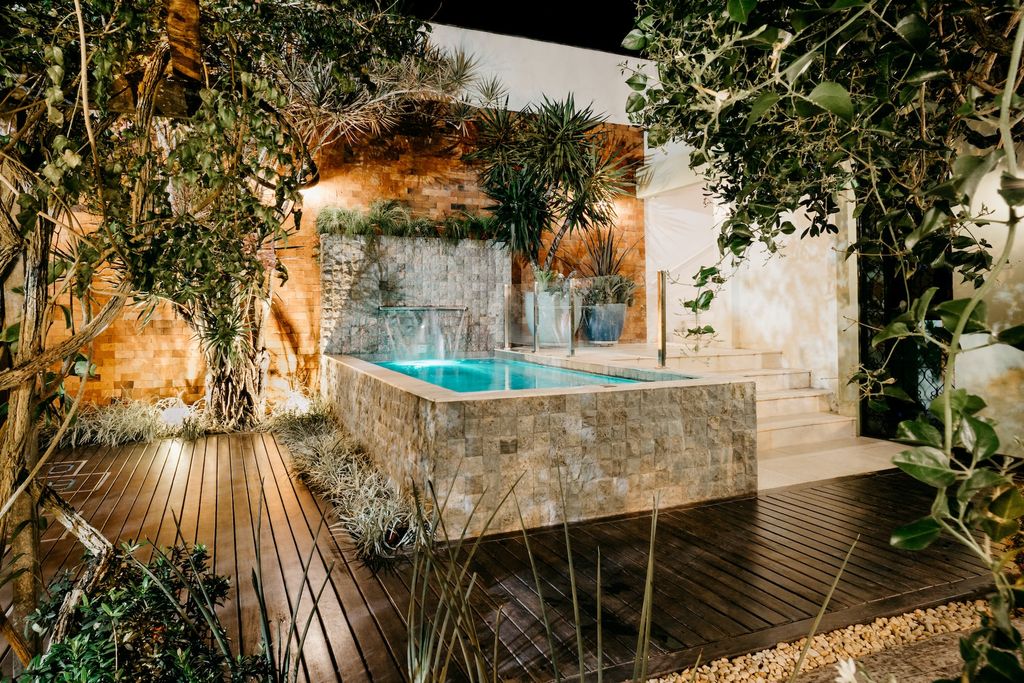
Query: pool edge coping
322 352 755 403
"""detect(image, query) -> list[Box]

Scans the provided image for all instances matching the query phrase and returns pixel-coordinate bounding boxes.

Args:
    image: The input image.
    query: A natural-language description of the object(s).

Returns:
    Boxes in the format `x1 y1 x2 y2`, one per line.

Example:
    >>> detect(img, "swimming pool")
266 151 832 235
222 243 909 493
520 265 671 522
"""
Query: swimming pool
375 357 638 393
322 351 757 536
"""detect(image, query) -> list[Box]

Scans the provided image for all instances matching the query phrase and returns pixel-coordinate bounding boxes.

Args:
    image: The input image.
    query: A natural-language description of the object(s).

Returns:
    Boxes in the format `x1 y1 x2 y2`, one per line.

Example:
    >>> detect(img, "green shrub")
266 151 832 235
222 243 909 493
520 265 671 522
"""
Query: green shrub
56 400 166 448
315 206 365 236
24 545 266 682
50 398 211 449
581 274 636 306
316 200 498 242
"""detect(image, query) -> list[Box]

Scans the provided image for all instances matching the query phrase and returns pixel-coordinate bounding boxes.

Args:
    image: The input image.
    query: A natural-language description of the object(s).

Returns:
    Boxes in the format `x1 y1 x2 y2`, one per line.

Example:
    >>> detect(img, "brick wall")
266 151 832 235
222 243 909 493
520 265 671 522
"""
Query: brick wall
77 124 647 404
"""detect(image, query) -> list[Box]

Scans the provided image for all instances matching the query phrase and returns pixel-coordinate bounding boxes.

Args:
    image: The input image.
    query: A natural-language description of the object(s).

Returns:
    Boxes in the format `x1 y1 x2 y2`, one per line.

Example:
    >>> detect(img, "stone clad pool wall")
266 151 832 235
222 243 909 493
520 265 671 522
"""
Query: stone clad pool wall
321 354 757 537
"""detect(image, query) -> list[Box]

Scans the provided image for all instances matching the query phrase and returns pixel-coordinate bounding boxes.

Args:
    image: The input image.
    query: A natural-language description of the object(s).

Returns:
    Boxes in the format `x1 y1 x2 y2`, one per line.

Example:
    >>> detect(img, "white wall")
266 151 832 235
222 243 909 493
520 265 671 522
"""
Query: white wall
730 220 842 396
954 167 1024 455
428 23 649 125
644 183 734 345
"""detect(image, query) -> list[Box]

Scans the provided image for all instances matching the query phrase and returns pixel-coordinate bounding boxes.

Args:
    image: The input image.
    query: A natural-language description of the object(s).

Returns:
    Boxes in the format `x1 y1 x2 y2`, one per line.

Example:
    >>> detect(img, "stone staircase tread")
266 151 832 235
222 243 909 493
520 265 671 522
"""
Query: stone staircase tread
704 368 810 377
757 388 832 400
757 412 856 431
585 344 782 359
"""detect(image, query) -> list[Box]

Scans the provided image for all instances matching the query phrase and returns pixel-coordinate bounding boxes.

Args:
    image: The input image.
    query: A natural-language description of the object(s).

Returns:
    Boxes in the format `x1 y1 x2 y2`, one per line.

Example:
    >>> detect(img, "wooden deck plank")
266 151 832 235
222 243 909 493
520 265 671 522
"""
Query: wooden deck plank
0 440 991 682
247 429 351 682
257 431 408 682
761 491 984 579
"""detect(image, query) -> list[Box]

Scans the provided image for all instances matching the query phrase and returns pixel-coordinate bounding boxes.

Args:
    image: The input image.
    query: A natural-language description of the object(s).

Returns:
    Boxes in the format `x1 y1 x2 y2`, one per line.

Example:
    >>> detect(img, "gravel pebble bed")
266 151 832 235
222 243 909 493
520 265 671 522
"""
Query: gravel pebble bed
649 599 986 683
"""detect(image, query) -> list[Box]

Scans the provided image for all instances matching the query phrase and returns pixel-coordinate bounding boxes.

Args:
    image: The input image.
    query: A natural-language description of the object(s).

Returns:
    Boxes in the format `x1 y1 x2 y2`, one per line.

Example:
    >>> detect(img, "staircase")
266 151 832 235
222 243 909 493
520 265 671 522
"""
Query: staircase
525 342 900 488
636 346 857 453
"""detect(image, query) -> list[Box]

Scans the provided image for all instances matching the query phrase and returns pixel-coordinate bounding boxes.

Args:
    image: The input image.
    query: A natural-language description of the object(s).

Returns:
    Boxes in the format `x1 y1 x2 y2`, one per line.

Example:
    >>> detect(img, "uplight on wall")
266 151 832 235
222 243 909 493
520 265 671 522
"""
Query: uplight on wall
279 389 312 415
159 398 190 428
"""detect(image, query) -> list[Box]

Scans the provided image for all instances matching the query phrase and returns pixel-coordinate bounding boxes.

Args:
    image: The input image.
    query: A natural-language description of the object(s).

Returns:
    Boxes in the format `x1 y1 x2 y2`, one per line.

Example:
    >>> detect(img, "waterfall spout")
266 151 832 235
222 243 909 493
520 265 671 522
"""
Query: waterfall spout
379 306 469 360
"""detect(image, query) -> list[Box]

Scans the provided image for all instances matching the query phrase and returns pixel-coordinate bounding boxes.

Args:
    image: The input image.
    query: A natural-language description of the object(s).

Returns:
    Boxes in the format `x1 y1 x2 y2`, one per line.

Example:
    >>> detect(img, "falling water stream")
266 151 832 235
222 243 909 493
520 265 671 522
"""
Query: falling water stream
378 306 469 360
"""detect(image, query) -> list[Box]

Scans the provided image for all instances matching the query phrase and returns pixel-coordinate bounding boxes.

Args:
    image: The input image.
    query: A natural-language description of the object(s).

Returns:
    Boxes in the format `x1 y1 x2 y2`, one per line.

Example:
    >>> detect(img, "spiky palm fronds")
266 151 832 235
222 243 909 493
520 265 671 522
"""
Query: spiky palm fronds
467 96 634 268
281 45 504 150
573 226 639 278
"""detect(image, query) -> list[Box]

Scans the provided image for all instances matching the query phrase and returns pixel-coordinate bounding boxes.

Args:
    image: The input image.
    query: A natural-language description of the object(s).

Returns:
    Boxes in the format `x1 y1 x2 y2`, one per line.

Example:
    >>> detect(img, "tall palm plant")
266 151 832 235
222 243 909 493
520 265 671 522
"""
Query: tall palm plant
468 97 632 271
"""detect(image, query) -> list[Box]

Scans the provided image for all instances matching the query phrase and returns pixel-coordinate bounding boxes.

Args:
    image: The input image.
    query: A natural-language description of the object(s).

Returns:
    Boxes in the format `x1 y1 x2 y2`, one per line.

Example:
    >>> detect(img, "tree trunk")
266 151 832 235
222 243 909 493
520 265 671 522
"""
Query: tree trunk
204 342 268 431
0 210 52 662
542 218 573 272
202 291 270 431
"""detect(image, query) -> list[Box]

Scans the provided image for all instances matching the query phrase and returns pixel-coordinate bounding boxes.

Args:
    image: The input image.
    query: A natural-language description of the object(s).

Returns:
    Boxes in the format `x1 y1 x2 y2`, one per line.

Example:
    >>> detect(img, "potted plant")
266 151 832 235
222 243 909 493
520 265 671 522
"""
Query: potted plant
571 228 639 345
580 275 636 344
524 266 584 345
467 98 633 346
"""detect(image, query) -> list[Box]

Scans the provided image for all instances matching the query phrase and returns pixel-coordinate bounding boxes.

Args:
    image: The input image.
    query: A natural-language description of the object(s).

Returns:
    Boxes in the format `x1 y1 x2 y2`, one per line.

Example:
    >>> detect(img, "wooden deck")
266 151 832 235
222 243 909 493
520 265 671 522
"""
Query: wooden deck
3 435 989 681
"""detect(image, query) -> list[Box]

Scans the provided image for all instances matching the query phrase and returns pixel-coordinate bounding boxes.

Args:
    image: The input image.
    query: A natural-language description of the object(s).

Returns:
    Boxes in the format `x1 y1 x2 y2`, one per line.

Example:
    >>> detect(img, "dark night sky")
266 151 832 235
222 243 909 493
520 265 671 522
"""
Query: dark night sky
407 0 639 56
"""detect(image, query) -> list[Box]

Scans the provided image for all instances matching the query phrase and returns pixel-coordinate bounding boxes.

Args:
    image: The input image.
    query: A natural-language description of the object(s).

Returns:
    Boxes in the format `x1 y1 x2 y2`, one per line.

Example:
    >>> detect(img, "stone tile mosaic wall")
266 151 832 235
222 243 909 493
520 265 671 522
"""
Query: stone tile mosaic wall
320 235 509 356
321 355 757 537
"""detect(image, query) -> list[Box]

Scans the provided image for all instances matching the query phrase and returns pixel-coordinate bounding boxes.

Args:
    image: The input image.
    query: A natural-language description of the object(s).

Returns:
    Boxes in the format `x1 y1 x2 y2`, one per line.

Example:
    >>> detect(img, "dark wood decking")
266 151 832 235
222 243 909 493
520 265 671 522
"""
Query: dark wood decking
2 436 990 681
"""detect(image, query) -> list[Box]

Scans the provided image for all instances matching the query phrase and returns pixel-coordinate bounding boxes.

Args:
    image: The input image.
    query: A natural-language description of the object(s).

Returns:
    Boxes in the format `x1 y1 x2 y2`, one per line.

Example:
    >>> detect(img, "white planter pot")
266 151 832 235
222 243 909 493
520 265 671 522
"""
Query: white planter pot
524 291 583 346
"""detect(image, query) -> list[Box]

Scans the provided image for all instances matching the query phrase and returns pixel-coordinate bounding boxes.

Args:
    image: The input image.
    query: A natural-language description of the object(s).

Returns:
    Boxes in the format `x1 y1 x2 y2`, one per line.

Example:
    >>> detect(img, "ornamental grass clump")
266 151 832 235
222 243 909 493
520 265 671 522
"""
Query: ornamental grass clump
51 398 211 449
273 402 419 568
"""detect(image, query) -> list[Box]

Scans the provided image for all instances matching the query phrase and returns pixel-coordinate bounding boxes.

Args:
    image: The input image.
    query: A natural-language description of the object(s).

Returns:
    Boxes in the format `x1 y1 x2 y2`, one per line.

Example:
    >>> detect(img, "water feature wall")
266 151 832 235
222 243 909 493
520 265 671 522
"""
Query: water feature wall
320 235 509 357
379 306 468 360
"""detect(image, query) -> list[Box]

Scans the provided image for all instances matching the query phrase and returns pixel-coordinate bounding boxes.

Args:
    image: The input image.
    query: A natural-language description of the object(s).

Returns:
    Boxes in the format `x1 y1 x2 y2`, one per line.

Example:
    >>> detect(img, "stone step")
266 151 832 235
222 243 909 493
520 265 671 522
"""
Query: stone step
757 437 905 489
756 388 832 419
664 349 783 373
604 349 784 373
757 412 857 451
702 368 813 392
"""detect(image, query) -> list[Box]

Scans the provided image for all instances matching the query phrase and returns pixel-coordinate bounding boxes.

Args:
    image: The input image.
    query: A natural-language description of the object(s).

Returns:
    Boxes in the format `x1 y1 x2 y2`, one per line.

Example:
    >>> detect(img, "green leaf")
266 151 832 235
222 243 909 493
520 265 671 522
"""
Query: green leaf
999 172 1024 206
891 516 942 550
933 298 988 334
996 325 1024 351
621 29 648 51
727 0 758 24
807 81 854 121
962 416 999 460
895 14 930 50
909 287 938 324
626 72 648 91
871 321 912 347
896 418 942 447
951 152 1000 202
73 359 96 378
957 469 1006 503
625 92 646 114
893 447 956 488
989 486 1024 521
745 93 781 132
981 516 1019 542
881 385 913 402
0 322 19 343
982 649 1024 681
929 389 987 421
783 51 817 84
905 207 944 249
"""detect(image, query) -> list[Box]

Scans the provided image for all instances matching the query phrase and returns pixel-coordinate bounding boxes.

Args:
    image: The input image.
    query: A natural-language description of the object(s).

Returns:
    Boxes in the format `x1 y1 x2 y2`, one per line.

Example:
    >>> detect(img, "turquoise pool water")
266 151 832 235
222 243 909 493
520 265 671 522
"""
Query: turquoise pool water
376 358 639 393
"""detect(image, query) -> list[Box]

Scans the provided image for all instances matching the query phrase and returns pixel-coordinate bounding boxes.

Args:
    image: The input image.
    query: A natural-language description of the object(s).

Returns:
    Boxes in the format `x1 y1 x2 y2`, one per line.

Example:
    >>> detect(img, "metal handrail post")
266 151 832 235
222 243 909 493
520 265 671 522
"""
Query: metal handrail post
503 283 511 350
568 278 576 357
532 281 540 354
657 270 667 368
